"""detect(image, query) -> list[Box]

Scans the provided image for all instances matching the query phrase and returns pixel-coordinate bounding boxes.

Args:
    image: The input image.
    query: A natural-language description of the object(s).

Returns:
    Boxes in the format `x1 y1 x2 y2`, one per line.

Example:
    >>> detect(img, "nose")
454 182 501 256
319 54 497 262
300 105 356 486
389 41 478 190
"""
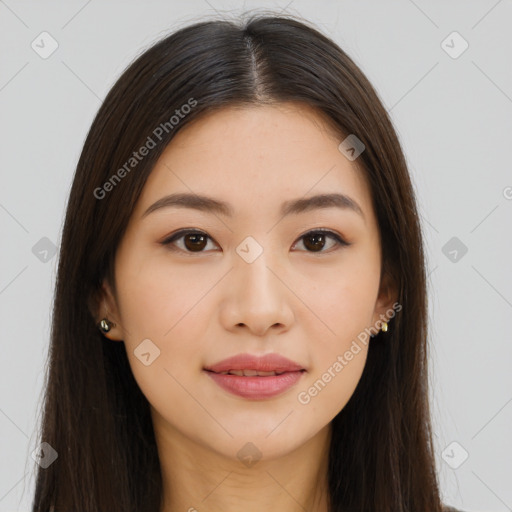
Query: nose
219 249 295 337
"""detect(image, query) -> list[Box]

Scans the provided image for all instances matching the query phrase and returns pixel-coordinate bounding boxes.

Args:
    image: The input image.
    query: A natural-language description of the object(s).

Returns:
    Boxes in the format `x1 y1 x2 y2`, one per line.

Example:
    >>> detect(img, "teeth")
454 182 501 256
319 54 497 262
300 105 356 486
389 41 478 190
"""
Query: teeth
218 369 285 377
241 369 260 376
252 372 277 377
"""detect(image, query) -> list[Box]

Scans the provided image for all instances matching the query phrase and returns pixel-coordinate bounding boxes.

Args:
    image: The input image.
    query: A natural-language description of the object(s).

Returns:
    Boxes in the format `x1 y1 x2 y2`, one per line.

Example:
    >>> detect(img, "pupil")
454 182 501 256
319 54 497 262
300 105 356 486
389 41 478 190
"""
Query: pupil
185 233 206 251
305 233 325 252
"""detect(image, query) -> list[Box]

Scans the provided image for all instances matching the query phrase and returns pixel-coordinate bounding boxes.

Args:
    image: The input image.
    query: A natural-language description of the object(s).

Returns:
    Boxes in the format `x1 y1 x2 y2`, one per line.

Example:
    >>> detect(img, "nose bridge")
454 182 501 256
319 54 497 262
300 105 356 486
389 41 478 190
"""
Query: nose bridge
217 231 296 336
231 234 288 316
235 237 280 295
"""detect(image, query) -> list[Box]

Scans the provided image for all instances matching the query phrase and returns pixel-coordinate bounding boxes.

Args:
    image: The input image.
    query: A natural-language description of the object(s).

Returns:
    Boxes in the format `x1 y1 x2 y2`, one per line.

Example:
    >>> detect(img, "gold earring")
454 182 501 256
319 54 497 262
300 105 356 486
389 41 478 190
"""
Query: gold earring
381 321 388 333
98 318 116 333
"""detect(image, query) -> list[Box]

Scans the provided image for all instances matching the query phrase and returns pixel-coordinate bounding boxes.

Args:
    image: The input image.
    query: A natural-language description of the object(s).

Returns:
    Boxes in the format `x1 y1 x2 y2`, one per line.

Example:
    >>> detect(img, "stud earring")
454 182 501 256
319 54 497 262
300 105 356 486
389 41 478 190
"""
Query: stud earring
381 321 388 333
98 318 116 333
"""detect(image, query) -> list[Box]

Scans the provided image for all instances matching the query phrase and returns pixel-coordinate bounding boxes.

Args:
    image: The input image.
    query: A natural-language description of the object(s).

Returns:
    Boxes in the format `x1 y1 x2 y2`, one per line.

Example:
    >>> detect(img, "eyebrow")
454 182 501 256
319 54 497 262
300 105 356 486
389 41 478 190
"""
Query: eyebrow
141 192 365 221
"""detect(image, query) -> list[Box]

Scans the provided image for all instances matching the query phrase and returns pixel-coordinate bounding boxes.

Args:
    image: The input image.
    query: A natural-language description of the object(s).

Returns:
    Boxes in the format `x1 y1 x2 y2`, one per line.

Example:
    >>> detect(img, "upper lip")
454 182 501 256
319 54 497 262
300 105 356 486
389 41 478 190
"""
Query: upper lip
204 353 305 373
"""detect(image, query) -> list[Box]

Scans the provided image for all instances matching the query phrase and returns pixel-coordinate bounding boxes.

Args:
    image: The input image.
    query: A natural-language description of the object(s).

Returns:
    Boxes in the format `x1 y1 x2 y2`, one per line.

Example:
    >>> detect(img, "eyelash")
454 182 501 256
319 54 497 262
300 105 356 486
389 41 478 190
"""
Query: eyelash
160 228 350 255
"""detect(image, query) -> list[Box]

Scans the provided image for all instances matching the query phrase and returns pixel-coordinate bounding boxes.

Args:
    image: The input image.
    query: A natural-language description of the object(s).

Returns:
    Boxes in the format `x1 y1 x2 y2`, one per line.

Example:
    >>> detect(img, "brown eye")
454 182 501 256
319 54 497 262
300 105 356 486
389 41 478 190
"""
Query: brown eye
161 228 349 255
161 230 218 254
303 232 327 252
182 232 208 252
293 230 349 253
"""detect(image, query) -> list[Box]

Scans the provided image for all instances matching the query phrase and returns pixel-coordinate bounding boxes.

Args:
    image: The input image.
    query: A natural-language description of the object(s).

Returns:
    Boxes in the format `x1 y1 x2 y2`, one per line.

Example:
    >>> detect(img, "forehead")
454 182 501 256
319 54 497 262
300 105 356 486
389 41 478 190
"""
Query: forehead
133 102 373 222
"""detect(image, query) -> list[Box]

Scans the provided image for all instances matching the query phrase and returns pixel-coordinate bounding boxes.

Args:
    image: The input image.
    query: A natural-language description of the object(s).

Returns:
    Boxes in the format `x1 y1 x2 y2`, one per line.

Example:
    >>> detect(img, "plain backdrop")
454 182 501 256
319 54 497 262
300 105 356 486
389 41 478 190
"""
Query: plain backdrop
1 1 511 511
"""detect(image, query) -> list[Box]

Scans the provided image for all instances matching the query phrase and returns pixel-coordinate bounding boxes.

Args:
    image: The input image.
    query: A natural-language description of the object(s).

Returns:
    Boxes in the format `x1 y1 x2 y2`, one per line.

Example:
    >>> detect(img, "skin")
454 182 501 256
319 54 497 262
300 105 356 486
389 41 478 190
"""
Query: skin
97 102 397 512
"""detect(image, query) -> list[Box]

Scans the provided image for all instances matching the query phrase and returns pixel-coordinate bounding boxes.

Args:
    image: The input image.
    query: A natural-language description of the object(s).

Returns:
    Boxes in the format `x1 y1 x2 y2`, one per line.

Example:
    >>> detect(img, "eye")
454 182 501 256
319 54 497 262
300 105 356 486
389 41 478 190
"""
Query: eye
161 229 218 254
292 229 350 253
160 228 350 254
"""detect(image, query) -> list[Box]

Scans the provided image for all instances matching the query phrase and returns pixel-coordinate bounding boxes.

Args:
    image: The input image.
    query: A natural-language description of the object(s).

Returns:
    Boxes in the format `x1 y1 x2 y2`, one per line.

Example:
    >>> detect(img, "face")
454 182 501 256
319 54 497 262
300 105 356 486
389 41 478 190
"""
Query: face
98 102 396 462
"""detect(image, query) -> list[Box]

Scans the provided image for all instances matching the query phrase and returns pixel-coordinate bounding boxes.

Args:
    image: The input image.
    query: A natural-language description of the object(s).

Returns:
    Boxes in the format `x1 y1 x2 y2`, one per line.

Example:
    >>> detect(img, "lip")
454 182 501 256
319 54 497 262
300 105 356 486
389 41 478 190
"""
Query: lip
203 353 306 400
203 353 305 373
205 370 305 400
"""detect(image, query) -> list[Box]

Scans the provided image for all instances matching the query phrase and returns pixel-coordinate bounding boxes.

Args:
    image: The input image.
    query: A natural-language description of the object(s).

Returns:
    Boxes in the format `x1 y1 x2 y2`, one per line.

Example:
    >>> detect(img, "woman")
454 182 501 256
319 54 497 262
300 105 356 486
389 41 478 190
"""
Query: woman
32 12 467 512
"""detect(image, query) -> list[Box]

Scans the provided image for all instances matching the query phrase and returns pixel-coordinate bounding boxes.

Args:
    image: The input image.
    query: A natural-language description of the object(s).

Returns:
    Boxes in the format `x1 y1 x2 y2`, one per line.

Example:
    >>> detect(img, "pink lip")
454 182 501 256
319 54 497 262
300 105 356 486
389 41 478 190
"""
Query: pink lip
205 370 305 400
203 352 306 400
204 353 305 373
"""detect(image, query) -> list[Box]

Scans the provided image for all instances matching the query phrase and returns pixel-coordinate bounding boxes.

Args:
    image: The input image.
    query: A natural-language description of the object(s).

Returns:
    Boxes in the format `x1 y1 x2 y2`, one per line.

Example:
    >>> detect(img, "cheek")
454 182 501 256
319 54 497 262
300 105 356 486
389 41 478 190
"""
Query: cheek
115 251 209 338
114 255 218 384
295 253 379 413
302 253 380 343
114 265 211 424
297 279 372 421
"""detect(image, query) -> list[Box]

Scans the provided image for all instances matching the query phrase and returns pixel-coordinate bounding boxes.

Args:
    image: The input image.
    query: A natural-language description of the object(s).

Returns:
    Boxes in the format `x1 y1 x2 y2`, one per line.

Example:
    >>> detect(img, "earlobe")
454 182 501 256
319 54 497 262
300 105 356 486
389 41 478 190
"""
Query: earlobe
94 279 124 341
373 269 400 332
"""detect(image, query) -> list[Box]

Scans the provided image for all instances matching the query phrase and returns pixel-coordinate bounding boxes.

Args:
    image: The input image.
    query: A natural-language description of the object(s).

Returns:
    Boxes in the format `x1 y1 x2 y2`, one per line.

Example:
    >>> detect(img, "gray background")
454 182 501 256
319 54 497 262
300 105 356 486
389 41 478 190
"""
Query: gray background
1 1 511 511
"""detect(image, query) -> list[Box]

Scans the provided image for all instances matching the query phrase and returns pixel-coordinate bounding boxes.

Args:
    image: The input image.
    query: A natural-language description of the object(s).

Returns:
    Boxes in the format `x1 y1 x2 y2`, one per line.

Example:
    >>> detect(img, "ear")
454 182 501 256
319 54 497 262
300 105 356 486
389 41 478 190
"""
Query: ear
371 268 400 329
92 278 124 342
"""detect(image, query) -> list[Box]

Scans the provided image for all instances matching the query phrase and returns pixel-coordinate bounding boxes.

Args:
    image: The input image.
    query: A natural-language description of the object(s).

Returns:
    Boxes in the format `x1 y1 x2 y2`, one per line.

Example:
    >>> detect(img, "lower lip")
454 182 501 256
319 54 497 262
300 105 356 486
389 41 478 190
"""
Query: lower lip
204 370 305 400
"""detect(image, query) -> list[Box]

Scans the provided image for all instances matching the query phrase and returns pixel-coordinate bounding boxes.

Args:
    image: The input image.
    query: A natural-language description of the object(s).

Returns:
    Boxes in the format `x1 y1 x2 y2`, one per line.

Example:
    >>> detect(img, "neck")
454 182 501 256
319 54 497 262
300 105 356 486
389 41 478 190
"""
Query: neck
154 417 332 512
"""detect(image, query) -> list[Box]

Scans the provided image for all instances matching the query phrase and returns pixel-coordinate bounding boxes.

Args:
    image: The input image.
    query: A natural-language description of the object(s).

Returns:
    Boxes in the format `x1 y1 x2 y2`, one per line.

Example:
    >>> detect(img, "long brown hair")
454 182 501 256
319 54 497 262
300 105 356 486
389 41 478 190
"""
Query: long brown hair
32 12 443 512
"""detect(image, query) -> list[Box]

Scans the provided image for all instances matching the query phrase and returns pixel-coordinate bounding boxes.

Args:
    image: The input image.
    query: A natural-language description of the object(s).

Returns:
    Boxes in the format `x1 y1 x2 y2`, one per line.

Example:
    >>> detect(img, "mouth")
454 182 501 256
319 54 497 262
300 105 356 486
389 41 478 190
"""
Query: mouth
203 352 306 374
205 369 305 377
203 368 306 400
203 353 306 399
